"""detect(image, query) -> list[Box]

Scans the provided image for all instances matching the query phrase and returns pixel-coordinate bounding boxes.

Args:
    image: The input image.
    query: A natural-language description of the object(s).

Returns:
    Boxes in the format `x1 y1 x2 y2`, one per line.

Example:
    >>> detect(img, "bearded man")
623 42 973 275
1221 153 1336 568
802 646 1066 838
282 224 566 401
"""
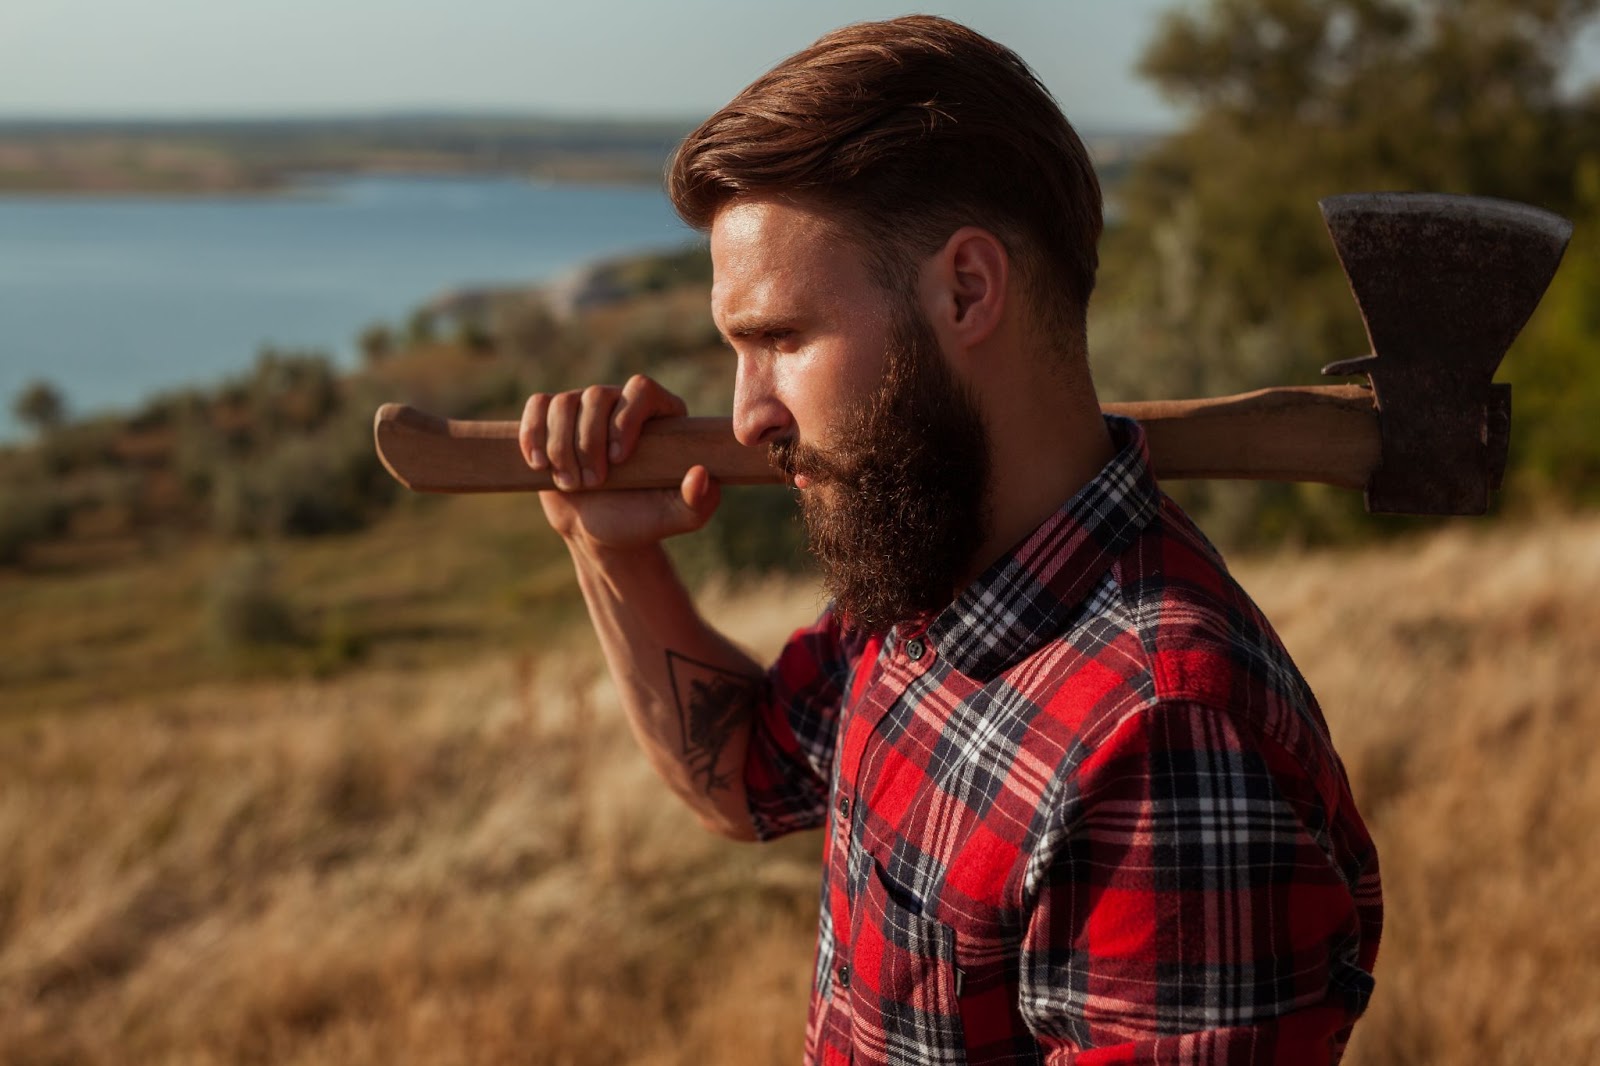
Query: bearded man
518 15 1381 1065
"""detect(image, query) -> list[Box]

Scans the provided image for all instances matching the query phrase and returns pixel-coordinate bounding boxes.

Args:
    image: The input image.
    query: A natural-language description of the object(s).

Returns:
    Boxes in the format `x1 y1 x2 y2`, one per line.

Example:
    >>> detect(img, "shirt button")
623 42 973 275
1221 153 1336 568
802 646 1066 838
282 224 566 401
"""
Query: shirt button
837 795 851 818
906 638 926 661
836 963 851 991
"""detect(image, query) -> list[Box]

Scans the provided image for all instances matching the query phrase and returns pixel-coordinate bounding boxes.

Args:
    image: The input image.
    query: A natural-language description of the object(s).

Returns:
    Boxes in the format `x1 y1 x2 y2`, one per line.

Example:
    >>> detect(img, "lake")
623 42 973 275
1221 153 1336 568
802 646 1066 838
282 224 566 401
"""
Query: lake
0 175 693 439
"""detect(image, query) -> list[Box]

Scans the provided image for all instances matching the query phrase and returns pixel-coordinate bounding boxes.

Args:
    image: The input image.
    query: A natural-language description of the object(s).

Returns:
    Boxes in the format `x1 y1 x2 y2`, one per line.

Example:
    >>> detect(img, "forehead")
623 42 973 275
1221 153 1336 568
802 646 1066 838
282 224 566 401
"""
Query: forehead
709 197 880 326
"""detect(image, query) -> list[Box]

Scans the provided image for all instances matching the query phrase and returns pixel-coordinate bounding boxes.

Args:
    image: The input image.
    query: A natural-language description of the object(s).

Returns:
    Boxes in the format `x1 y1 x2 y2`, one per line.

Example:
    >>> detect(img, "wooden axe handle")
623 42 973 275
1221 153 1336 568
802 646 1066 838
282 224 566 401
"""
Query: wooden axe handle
374 384 1381 493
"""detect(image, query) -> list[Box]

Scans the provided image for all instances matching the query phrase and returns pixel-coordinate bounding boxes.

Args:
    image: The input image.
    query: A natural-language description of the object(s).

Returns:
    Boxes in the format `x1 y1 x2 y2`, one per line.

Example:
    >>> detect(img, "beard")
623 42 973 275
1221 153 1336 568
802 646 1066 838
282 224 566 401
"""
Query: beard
770 306 991 636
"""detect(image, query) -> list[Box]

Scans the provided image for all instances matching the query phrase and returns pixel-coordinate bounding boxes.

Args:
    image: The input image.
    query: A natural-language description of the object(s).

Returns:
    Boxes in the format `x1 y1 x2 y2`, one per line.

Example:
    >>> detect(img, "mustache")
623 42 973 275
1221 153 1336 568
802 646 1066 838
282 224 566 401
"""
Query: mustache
769 437 853 484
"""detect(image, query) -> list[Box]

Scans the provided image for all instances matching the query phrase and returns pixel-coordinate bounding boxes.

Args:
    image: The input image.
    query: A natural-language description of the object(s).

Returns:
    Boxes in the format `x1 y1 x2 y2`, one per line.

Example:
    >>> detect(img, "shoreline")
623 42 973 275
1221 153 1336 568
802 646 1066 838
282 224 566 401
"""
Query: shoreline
0 173 694 443
0 163 664 201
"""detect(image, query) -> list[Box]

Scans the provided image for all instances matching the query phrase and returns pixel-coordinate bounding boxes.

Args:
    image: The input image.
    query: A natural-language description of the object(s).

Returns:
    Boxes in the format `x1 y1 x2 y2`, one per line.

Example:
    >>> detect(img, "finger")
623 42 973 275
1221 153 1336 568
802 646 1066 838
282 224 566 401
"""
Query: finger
544 391 583 491
611 375 690 465
667 465 721 533
576 385 621 488
519 393 551 469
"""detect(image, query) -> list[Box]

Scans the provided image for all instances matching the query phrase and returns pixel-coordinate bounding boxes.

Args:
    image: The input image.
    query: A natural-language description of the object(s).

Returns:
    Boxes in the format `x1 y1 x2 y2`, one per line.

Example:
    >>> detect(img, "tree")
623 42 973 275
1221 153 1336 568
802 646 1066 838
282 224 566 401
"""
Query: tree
358 322 395 365
1500 159 1600 503
1092 0 1600 538
1110 0 1600 387
406 308 438 347
13 379 66 435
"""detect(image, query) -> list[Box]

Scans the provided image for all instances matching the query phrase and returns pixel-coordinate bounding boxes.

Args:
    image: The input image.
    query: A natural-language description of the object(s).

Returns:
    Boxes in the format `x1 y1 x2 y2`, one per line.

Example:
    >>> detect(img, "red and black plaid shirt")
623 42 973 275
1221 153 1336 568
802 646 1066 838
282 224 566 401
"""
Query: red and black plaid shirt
743 417 1382 1065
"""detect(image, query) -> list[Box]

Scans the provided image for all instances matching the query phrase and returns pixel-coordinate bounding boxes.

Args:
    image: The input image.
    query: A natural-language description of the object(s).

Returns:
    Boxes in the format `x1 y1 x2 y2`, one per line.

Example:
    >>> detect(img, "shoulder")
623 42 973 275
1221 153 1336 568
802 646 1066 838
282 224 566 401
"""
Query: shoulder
1057 495 1324 749
1013 496 1354 849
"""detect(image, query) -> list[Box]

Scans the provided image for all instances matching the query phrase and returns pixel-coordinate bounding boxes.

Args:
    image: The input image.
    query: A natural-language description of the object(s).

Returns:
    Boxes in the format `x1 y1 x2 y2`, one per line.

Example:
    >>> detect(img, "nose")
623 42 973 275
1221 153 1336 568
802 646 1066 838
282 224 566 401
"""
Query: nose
732 353 793 447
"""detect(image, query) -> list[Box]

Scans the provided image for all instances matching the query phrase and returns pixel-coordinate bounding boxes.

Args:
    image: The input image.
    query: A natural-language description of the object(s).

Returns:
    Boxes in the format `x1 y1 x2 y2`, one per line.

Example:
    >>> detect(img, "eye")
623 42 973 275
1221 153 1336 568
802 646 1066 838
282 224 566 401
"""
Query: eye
765 329 799 351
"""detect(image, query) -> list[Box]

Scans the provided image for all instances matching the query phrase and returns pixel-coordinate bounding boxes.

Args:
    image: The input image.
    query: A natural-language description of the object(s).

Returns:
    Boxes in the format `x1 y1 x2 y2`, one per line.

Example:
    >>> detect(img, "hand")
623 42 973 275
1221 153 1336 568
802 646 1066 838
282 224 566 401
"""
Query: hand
519 375 721 550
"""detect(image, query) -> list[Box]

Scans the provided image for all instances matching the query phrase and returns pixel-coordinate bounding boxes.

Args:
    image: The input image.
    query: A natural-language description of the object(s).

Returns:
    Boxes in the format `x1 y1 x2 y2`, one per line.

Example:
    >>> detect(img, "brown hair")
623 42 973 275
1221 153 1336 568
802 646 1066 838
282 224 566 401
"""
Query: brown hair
667 15 1103 351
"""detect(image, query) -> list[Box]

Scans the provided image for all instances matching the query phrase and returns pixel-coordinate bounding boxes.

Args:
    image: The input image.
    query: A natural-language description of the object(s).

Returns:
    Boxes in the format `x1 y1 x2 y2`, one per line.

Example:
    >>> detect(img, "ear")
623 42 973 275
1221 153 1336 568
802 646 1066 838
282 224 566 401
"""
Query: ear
920 226 1008 351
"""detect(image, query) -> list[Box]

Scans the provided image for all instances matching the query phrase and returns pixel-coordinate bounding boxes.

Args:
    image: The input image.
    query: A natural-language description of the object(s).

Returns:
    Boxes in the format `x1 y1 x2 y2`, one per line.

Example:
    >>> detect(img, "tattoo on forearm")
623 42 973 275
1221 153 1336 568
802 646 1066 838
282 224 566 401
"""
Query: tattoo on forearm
665 650 760 796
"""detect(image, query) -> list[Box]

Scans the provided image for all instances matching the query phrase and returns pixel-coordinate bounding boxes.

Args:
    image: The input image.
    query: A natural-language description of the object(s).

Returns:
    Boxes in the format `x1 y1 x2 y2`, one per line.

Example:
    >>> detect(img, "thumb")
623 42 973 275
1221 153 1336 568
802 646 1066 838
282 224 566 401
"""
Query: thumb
661 465 720 534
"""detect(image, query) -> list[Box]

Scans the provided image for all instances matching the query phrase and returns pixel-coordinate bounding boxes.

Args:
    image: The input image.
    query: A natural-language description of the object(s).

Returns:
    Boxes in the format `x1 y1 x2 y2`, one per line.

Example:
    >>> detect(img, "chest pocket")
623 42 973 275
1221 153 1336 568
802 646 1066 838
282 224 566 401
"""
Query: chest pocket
847 860 967 1065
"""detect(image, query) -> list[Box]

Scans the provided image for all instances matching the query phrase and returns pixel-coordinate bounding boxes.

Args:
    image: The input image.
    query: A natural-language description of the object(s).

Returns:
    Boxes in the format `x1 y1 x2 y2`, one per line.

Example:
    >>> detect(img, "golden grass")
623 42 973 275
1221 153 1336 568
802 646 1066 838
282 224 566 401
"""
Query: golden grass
0 492 581 714
1 516 1596 1063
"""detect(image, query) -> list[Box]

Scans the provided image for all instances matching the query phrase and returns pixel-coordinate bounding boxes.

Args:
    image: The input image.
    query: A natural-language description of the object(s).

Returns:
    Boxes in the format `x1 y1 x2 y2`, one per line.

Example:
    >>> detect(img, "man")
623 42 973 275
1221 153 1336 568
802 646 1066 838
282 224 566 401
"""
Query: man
519 15 1381 1064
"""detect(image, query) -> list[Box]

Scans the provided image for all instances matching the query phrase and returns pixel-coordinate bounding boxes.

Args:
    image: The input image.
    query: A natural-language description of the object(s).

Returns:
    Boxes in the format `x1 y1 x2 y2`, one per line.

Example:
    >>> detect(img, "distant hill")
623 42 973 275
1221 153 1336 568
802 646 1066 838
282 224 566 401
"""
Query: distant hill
0 113 699 193
0 114 1157 195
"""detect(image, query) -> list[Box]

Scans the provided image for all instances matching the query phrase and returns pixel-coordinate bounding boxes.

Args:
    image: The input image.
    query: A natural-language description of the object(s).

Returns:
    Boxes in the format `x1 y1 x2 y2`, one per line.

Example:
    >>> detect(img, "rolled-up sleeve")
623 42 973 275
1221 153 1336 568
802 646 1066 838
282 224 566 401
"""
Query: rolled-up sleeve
742 608 867 841
1020 702 1381 1064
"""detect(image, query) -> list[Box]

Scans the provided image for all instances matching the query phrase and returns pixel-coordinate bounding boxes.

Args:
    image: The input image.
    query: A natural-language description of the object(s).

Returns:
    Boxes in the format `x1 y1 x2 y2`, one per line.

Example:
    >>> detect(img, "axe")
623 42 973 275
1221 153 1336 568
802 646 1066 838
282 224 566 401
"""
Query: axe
373 193 1571 516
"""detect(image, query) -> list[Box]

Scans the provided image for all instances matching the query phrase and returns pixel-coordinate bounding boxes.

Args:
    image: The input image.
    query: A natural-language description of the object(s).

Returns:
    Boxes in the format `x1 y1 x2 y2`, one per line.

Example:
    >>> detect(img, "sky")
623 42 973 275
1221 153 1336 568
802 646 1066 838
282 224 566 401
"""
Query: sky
0 1 1195 131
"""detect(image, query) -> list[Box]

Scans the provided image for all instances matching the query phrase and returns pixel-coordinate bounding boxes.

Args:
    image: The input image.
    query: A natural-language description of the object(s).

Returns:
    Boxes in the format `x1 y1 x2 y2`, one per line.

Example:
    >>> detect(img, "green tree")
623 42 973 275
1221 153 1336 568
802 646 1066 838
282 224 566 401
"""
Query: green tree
1502 160 1600 503
13 379 66 434
1111 0 1600 385
1094 0 1600 537
407 308 438 347
358 322 395 364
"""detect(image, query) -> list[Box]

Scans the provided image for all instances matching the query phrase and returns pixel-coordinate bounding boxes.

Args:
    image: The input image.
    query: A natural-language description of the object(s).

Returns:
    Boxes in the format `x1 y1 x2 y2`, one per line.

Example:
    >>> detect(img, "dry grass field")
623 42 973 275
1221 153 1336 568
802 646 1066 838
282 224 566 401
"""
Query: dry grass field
1 512 1597 1064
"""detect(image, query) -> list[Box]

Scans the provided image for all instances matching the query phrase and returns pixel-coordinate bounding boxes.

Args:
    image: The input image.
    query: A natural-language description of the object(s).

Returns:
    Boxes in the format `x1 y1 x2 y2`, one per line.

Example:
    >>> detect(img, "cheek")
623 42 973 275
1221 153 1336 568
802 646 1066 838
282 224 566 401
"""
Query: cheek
770 355 833 442
780 342 886 443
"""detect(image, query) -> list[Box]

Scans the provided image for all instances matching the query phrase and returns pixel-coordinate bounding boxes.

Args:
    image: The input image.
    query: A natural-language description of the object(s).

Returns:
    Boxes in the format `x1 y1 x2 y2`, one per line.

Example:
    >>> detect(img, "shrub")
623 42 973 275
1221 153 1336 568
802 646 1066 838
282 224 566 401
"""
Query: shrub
358 322 395 365
35 416 121 477
212 415 393 539
206 550 298 651
407 308 437 346
496 298 565 362
0 481 68 566
248 349 341 436
454 319 495 355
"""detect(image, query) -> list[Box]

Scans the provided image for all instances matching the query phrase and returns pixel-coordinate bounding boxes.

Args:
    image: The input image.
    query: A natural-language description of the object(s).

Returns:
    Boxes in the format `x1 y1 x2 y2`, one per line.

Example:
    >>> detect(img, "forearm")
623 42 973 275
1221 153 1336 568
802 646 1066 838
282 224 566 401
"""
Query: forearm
566 534 763 840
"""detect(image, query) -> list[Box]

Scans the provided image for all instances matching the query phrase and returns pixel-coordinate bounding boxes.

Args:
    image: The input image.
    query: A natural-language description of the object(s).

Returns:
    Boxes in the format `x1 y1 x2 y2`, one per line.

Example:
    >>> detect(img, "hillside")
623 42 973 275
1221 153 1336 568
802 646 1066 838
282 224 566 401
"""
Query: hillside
0 245 812 717
0 115 695 193
1 507 1596 1063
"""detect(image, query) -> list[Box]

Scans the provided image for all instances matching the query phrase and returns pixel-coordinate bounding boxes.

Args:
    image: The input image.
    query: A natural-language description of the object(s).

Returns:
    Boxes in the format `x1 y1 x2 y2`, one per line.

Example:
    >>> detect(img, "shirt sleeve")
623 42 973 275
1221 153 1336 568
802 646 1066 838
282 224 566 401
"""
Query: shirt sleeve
1018 701 1380 1064
742 607 868 841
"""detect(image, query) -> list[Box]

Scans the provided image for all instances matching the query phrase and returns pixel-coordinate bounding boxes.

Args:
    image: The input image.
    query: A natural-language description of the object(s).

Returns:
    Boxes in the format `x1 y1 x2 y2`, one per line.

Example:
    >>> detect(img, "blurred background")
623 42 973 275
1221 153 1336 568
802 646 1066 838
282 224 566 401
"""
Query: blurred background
1 1 1597 1062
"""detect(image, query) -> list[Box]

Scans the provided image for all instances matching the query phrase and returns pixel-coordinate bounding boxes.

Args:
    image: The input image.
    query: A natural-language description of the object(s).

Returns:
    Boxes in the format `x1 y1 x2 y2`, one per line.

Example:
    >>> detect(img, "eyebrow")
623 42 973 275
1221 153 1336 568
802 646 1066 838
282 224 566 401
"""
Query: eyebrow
720 314 794 339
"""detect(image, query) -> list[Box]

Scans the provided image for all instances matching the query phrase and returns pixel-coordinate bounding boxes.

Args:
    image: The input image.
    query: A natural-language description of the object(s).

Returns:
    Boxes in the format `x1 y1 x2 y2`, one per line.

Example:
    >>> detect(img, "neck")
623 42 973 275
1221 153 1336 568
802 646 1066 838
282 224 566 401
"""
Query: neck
958 348 1114 590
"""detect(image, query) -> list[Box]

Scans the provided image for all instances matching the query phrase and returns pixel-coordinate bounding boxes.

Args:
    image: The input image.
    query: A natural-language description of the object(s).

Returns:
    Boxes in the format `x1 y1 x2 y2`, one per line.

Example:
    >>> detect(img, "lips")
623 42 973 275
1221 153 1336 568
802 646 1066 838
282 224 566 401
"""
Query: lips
771 438 842 493
770 440 807 487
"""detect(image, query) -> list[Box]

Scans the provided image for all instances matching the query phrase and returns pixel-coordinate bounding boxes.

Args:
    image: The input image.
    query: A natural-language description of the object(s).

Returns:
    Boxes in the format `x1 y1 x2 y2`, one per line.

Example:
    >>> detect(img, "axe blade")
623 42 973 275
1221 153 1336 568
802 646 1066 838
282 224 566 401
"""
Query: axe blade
1320 192 1573 515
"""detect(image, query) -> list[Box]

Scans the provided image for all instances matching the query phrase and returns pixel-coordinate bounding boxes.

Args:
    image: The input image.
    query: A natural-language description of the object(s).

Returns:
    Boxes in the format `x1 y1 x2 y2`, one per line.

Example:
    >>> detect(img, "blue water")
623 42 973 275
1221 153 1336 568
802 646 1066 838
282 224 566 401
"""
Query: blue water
0 175 693 438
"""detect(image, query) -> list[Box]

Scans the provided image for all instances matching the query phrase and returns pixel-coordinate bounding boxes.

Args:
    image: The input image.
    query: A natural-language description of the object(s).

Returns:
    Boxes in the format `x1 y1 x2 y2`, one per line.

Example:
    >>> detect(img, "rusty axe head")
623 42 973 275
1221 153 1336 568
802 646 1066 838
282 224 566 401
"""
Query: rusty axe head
1319 192 1572 515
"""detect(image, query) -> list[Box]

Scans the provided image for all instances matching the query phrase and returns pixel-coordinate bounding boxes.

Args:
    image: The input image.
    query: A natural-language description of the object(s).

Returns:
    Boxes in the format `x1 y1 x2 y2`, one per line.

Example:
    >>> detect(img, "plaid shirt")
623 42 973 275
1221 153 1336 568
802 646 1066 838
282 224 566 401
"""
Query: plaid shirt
742 417 1382 1065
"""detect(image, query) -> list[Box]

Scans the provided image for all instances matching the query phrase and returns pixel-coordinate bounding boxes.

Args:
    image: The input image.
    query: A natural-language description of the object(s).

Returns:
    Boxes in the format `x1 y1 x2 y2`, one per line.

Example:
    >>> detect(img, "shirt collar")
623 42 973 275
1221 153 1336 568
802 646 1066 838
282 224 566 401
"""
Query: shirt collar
915 415 1161 681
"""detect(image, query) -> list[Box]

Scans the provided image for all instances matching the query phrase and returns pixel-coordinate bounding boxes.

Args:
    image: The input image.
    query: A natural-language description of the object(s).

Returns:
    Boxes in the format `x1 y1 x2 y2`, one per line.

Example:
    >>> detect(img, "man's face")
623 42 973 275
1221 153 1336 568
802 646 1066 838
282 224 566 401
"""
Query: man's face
711 197 991 633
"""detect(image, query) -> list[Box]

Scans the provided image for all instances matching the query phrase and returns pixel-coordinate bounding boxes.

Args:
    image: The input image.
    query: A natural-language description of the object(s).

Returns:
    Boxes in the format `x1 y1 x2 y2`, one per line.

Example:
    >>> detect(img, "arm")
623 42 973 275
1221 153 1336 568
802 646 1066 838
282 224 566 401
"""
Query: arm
1020 703 1380 1064
566 536 766 840
521 375 765 840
